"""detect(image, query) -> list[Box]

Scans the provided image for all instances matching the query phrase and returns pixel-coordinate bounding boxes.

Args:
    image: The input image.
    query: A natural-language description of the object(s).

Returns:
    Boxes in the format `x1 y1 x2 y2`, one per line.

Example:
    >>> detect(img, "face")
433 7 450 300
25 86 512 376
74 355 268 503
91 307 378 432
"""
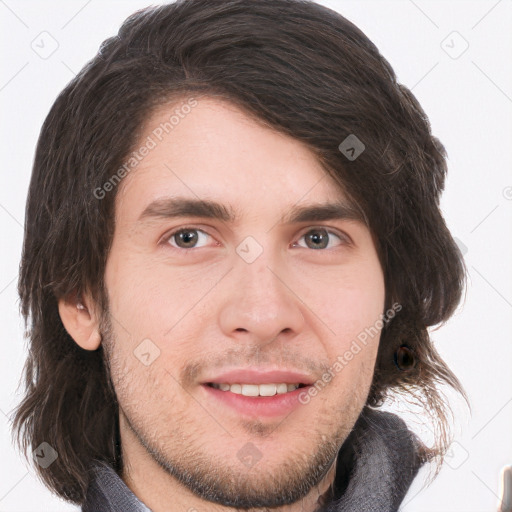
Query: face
100 97 385 508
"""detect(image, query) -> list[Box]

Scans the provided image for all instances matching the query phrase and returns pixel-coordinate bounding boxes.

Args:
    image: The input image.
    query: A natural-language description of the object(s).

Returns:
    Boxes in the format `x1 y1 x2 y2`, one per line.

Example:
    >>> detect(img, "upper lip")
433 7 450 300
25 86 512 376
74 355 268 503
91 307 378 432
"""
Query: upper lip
202 368 315 385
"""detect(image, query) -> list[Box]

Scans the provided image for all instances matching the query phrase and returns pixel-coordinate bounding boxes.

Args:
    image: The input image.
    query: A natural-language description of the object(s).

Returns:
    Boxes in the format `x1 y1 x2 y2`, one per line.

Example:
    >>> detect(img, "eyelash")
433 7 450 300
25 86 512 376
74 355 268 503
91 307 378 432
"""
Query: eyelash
159 225 352 252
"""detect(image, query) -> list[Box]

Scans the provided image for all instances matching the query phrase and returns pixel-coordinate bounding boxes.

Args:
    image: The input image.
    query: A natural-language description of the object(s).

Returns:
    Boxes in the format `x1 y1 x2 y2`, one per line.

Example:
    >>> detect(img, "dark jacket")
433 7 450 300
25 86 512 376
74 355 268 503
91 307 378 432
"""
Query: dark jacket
82 407 425 512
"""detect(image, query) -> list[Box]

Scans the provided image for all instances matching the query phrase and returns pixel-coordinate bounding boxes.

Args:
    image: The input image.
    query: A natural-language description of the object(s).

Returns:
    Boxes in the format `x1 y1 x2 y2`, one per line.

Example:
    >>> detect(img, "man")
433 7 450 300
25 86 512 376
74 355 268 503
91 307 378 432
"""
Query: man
11 0 467 511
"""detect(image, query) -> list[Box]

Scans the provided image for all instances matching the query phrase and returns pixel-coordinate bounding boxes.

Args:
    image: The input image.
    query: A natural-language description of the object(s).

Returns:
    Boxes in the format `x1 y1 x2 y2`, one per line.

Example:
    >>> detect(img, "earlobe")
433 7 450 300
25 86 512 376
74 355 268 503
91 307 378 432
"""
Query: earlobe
57 294 102 351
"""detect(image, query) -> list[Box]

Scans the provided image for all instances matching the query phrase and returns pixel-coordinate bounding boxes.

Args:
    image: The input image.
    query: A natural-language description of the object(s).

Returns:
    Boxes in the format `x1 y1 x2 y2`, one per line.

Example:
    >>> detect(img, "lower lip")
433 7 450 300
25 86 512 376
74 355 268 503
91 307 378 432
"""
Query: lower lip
201 384 311 418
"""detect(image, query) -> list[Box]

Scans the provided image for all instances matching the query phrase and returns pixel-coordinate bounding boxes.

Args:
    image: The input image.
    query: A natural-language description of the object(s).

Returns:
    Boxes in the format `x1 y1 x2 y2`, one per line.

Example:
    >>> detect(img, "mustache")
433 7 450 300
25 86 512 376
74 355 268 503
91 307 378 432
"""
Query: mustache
181 346 332 387
97 313 332 386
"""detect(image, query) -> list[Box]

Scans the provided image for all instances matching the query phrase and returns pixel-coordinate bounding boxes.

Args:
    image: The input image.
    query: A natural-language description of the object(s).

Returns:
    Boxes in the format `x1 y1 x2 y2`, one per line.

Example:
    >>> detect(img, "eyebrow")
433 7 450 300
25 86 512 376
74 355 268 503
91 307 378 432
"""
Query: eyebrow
138 196 365 226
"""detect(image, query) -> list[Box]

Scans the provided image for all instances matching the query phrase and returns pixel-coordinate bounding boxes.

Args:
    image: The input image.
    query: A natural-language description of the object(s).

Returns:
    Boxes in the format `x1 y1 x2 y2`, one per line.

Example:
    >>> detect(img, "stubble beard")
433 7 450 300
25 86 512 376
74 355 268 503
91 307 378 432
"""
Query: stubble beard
99 308 362 510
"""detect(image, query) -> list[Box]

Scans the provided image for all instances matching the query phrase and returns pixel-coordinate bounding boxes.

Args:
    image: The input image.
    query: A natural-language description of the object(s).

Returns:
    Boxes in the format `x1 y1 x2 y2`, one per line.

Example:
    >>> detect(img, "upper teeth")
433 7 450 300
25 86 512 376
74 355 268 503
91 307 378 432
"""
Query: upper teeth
210 383 300 396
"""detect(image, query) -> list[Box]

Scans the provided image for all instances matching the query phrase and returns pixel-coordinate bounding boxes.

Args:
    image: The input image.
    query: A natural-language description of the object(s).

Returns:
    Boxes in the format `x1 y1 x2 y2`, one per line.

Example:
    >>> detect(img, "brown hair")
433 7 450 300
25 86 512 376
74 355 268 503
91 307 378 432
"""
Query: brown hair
11 0 467 504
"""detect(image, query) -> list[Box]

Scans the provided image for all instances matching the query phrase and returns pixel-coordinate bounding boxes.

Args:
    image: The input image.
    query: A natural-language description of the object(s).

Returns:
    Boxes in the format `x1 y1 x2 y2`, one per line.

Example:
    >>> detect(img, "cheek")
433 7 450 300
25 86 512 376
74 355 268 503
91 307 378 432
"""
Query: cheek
105 251 212 339
107 323 191 423
304 261 384 389
301 261 385 339
332 286 385 340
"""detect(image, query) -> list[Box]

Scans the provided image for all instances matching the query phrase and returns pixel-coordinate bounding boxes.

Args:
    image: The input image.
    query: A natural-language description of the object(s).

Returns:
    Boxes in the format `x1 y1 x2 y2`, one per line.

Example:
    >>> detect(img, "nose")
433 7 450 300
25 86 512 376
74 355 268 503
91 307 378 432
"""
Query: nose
217 251 306 345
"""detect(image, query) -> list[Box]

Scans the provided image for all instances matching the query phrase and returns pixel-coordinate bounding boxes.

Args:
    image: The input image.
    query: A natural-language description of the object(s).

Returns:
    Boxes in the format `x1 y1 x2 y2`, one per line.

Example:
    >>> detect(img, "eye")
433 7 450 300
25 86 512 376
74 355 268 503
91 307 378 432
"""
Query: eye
161 226 350 252
293 227 348 250
163 227 213 250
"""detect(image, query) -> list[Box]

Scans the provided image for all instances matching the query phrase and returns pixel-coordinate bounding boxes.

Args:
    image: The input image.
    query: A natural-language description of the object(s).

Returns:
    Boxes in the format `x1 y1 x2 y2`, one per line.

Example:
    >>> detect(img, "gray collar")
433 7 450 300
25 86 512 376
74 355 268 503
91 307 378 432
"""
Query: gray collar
82 459 150 512
82 407 425 512
323 407 425 511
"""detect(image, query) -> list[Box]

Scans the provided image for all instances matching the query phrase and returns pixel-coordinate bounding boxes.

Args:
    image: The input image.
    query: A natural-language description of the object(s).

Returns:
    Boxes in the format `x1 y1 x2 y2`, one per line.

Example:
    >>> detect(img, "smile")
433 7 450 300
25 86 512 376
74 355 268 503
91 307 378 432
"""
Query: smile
207 382 307 396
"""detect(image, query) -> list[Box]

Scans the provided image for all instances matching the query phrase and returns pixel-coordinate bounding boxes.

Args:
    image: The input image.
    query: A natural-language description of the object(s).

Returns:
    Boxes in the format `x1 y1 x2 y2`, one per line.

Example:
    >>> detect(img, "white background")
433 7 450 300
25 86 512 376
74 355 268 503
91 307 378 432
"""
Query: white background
1 1 511 511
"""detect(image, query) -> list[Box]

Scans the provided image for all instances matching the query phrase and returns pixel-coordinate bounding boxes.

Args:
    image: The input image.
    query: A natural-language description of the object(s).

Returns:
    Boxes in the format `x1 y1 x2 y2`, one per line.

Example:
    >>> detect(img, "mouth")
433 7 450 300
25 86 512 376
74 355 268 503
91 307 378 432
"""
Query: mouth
201 380 313 418
200 368 316 417
205 382 308 397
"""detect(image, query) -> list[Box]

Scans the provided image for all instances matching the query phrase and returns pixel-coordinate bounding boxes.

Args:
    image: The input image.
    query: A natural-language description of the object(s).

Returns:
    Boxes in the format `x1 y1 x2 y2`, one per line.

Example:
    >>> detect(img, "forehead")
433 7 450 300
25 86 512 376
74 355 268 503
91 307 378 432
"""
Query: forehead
115 97 358 224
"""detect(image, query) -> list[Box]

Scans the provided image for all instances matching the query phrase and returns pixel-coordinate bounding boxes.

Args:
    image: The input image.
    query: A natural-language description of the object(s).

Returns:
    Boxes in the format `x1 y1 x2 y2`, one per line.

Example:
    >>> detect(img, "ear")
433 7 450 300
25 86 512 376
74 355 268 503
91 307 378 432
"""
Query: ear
58 291 102 351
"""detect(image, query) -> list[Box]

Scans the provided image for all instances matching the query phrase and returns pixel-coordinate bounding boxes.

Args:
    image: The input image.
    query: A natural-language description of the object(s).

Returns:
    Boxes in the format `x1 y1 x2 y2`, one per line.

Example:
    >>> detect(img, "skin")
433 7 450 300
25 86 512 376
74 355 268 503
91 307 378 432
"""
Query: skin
59 97 386 511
